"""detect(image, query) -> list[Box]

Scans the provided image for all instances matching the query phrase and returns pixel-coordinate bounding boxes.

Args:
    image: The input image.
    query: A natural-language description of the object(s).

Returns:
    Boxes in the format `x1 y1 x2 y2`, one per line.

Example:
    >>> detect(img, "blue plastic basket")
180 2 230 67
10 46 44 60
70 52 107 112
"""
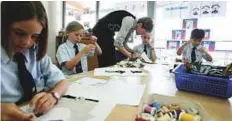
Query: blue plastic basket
174 64 232 98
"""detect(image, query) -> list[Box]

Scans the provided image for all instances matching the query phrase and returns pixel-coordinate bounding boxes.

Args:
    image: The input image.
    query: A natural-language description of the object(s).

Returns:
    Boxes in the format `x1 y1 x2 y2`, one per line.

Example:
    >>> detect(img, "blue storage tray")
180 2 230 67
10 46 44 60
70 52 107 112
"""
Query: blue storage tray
174 65 232 98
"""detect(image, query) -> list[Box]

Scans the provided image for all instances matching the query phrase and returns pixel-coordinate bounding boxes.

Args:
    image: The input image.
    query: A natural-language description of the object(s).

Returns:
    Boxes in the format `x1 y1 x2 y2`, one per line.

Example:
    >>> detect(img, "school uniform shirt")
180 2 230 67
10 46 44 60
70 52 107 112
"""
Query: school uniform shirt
133 44 154 60
56 40 94 75
1 45 65 103
114 16 137 50
182 43 208 63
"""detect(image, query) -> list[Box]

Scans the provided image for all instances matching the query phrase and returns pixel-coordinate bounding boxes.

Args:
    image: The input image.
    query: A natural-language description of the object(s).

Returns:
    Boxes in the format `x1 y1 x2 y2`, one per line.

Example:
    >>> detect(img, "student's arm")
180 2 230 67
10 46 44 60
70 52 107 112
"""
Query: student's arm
148 41 157 62
177 40 191 55
90 36 102 55
114 16 135 58
30 80 68 114
57 44 95 70
65 45 95 69
150 48 157 63
200 47 213 62
1 103 34 121
30 55 69 114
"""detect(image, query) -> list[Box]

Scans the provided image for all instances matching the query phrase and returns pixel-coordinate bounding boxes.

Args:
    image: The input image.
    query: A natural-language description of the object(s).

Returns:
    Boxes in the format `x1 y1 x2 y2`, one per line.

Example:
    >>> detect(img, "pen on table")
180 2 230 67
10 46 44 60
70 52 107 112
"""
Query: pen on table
62 95 99 102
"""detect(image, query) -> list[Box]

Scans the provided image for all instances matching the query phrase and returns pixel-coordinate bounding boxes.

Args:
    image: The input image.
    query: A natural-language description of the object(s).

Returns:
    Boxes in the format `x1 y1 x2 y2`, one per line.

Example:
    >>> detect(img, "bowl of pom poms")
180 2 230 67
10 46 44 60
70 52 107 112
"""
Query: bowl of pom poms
135 94 213 121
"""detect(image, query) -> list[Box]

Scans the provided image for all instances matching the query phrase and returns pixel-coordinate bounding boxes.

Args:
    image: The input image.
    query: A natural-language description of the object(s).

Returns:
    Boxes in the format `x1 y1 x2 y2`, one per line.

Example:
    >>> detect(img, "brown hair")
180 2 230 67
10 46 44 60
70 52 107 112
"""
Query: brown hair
137 17 154 33
1 1 48 60
66 21 84 34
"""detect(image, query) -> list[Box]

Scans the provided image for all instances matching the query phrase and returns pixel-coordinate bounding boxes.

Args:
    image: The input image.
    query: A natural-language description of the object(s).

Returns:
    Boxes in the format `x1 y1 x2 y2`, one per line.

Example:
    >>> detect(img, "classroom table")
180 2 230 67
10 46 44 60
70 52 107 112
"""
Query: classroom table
66 64 232 121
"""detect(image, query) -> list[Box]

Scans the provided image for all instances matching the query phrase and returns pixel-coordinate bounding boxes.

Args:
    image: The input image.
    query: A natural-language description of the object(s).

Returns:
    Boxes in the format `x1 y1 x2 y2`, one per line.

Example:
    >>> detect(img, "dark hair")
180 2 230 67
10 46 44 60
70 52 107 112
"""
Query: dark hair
191 29 205 39
137 17 154 33
1 1 48 60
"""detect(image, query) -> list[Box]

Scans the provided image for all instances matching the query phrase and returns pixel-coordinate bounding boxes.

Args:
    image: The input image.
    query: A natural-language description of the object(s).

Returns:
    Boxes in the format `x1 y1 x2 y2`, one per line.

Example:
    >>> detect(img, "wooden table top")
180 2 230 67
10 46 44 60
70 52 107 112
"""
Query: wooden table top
66 64 232 121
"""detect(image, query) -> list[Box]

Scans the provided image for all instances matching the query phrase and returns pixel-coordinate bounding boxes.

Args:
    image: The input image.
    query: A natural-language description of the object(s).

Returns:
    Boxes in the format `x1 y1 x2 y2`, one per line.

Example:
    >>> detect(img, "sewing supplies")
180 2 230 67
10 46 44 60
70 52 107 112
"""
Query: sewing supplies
105 70 125 74
143 104 156 116
150 102 161 111
136 113 155 121
136 102 202 121
117 59 145 68
186 108 199 115
185 62 232 78
179 112 201 121
62 95 99 102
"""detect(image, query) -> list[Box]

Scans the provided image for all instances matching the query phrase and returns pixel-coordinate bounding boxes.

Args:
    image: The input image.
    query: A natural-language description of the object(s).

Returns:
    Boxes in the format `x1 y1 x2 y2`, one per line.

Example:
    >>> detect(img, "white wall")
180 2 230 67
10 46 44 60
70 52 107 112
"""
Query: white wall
42 1 63 63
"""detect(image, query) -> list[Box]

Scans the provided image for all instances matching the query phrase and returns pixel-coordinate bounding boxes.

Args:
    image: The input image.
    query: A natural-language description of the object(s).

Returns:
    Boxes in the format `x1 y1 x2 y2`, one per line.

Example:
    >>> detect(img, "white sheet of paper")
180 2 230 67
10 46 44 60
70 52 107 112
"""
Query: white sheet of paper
37 107 71 121
86 100 116 121
141 52 153 63
66 79 145 106
76 77 108 86
94 67 147 76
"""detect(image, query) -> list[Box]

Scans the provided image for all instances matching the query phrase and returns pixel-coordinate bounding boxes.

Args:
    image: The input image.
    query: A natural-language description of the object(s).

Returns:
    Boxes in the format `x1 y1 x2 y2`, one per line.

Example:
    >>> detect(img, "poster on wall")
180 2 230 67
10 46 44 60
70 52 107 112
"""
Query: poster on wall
200 2 212 17
190 2 201 18
180 2 190 18
211 1 227 17
167 40 181 49
204 29 210 40
201 41 215 52
171 3 181 18
163 5 173 19
182 19 198 30
172 30 186 40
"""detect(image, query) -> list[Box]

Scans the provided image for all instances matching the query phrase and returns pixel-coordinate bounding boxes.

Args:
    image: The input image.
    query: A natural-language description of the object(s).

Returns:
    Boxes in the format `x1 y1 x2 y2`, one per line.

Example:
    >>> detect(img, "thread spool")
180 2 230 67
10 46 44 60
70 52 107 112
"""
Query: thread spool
156 113 171 121
179 112 200 121
168 110 177 119
176 109 185 119
136 113 155 121
143 104 156 116
161 106 170 113
150 102 161 111
186 108 199 115
168 104 180 110
156 111 164 118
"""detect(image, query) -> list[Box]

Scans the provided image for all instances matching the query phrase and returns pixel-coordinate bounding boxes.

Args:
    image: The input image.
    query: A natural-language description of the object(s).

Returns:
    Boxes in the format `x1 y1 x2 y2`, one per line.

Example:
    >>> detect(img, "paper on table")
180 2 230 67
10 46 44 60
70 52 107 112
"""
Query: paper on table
141 52 153 63
66 80 145 106
77 77 108 86
37 107 71 121
86 100 116 121
94 67 147 76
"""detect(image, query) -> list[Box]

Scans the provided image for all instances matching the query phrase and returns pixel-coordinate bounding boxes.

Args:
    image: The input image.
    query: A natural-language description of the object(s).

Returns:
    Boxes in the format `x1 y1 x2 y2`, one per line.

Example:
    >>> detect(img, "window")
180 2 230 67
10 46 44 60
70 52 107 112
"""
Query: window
64 1 96 29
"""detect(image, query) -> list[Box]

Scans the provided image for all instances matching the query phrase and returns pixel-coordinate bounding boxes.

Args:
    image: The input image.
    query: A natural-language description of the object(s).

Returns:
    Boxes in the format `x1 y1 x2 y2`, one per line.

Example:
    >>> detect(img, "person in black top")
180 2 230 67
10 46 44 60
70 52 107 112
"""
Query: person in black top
92 10 154 67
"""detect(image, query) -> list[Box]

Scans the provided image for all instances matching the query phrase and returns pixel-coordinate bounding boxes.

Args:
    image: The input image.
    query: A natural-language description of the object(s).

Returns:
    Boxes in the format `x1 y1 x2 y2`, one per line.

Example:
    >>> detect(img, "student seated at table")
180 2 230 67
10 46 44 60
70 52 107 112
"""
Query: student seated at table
56 21 102 75
177 29 213 63
1 2 69 121
133 32 157 63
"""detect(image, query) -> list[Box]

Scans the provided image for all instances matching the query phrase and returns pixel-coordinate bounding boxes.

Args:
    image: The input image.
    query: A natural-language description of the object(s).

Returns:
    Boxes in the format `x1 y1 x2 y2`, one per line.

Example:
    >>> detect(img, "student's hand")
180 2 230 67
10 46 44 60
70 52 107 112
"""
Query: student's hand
131 52 140 59
90 36 98 45
148 41 154 48
30 92 56 115
82 44 96 54
199 47 207 53
1 103 34 121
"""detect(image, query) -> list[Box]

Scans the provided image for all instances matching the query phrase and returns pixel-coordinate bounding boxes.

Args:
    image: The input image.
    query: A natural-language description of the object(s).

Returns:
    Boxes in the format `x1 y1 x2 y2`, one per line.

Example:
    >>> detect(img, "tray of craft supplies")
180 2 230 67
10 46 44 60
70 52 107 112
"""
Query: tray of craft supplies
136 94 213 121
173 64 232 98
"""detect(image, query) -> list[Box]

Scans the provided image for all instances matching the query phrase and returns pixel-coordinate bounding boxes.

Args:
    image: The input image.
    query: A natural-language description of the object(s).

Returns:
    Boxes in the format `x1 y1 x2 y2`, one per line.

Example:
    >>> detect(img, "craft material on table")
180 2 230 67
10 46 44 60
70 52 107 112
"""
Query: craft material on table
141 52 153 63
20 98 97 121
94 67 147 76
116 59 145 68
86 100 116 121
136 94 212 121
66 77 145 105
